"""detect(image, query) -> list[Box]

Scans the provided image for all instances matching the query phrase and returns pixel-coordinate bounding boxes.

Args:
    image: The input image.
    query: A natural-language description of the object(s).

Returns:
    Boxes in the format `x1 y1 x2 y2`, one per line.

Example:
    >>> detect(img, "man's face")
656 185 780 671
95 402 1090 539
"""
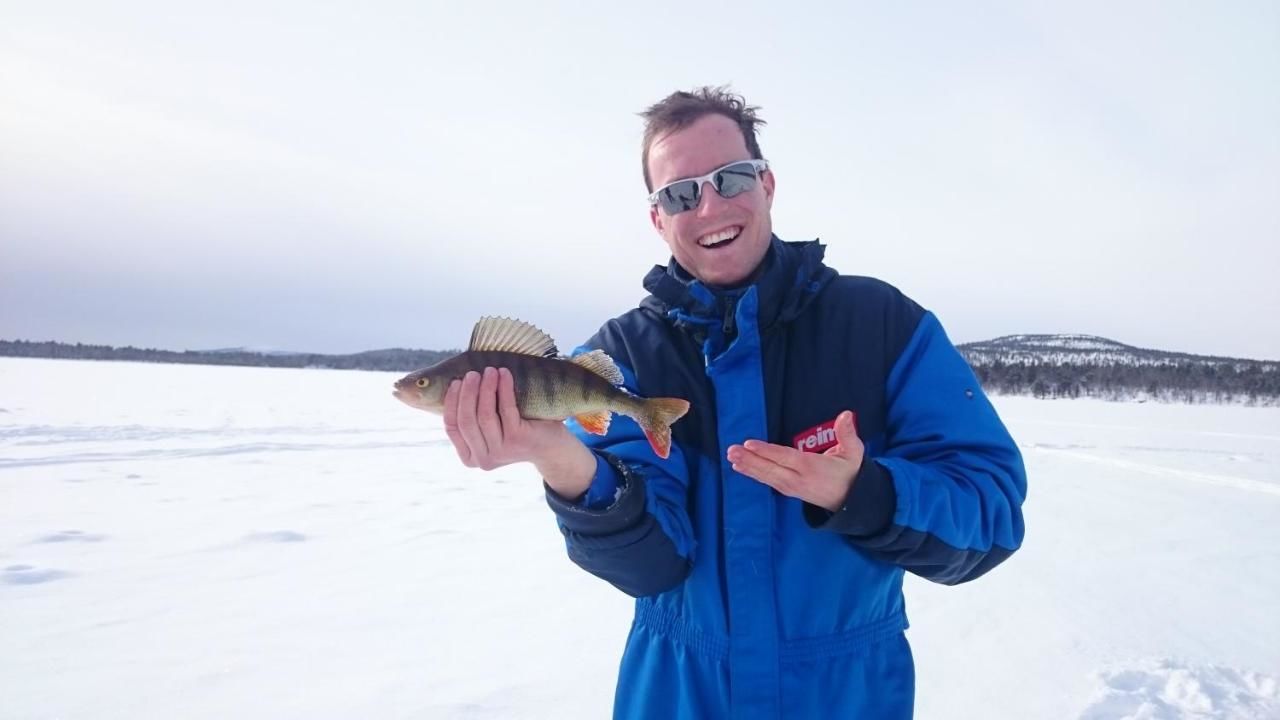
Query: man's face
646 114 775 288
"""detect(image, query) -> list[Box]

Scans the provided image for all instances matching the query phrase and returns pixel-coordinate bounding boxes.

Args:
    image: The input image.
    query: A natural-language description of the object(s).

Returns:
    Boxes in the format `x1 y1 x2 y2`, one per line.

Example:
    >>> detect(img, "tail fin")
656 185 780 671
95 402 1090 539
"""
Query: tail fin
635 397 691 459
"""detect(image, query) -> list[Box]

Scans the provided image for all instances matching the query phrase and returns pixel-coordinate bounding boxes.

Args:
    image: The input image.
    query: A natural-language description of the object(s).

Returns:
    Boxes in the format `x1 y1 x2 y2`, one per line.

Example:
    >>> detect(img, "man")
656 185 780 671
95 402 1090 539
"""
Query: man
442 87 1027 719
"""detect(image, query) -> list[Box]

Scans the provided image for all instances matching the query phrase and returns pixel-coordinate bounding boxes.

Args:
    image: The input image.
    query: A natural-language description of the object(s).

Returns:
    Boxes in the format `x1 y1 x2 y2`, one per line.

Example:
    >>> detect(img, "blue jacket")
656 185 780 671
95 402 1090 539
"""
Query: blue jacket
545 237 1026 719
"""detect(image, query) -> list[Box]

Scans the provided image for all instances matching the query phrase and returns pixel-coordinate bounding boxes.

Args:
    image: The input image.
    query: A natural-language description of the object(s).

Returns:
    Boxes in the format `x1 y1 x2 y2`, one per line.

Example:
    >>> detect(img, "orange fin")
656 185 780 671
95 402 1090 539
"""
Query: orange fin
574 410 612 436
642 428 671 459
636 397 690 460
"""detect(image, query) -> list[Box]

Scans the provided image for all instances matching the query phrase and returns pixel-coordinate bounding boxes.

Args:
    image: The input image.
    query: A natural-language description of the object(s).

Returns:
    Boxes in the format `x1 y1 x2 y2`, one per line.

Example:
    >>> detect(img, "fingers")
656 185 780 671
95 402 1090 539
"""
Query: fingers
741 439 806 470
728 443 801 492
827 411 865 462
497 368 522 431
446 368 513 471
475 367 503 445
454 371 490 462
443 377 472 466
729 437 860 511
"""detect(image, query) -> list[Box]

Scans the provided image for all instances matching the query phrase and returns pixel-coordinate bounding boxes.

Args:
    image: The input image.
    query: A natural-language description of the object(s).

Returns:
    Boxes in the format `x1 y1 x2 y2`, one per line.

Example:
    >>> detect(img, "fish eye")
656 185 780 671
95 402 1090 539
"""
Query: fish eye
416 378 429 388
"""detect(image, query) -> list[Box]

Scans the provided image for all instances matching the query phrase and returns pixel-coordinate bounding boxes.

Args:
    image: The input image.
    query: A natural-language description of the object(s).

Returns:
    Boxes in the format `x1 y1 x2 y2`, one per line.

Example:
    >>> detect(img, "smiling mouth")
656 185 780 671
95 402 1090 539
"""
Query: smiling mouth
698 226 742 249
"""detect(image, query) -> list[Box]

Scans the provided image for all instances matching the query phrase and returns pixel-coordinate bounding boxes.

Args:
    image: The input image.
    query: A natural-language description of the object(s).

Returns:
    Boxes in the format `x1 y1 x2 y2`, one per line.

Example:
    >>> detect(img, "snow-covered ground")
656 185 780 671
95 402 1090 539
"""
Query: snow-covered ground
2 357 1277 719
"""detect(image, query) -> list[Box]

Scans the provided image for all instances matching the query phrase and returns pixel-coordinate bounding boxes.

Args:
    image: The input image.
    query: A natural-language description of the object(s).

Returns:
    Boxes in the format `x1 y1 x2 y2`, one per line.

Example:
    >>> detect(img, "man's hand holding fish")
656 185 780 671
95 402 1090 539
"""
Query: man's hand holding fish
393 316 690 501
443 365 597 499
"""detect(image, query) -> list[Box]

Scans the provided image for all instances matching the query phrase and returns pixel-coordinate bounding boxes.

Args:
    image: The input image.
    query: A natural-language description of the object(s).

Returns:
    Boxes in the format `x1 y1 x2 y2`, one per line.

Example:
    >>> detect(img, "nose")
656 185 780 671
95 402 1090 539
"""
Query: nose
695 179 732 218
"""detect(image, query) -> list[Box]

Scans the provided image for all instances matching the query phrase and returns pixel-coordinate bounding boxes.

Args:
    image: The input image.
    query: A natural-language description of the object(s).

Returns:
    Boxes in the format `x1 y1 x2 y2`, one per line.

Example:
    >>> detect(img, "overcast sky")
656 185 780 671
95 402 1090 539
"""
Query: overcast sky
2 2 1277 359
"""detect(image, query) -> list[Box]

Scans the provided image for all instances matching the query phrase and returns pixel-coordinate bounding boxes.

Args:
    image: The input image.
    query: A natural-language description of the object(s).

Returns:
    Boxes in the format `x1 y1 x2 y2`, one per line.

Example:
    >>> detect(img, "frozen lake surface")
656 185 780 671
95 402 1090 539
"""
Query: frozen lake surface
2 357 1278 719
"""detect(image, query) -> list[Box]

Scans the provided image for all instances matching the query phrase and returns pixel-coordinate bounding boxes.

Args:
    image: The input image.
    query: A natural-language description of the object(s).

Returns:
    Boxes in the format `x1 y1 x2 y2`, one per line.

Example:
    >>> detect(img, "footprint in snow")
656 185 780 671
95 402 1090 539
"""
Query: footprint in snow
243 531 307 543
3 564 72 586
1079 658 1279 719
33 530 105 544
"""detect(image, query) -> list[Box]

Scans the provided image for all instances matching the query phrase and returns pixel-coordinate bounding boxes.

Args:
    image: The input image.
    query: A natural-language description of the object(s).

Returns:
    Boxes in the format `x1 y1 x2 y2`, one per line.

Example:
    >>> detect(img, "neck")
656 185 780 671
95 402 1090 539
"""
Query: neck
677 238 777 292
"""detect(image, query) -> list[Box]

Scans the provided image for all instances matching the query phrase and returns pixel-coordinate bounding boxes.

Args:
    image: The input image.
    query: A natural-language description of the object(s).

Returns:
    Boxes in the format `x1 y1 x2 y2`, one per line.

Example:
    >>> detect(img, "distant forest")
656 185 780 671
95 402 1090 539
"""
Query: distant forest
4 337 1279 405
0 339 455 373
965 360 1280 405
957 334 1280 406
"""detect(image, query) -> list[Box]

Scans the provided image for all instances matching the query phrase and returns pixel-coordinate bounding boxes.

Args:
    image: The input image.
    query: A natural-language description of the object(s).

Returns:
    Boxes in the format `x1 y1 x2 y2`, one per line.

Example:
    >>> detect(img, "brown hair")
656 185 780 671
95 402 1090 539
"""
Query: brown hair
639 85 767 192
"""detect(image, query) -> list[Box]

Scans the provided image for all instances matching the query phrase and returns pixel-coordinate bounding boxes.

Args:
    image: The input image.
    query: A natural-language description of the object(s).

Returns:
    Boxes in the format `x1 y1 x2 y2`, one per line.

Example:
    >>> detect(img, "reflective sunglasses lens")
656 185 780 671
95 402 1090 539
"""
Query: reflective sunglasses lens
714 162 760 199
659 180 701 214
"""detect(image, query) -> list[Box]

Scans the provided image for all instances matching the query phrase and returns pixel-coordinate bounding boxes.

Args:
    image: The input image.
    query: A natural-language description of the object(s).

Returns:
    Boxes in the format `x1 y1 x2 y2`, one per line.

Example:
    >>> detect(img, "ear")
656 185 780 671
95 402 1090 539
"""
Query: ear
650 203 665 234
762 168 776 209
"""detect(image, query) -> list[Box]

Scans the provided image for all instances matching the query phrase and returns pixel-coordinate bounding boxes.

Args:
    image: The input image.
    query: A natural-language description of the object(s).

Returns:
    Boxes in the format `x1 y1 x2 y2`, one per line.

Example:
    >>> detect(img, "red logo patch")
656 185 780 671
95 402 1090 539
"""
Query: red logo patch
792 412 856 453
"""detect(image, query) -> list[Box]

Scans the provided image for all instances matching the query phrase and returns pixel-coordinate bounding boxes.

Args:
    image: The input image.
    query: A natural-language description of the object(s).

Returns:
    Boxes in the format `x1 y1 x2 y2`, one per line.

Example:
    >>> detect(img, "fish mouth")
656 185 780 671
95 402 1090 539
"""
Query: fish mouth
391 385 443 414
392 385 420 406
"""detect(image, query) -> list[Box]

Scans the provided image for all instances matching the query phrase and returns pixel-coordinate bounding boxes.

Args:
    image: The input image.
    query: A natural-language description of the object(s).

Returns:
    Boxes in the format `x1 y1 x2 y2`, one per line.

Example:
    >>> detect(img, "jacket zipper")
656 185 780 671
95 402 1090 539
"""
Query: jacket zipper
722 294 738 342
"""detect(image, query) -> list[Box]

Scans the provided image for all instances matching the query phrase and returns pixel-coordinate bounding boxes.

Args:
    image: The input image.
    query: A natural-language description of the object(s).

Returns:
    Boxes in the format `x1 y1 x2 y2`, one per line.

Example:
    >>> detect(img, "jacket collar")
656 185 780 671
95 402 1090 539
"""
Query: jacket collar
641 235 836 334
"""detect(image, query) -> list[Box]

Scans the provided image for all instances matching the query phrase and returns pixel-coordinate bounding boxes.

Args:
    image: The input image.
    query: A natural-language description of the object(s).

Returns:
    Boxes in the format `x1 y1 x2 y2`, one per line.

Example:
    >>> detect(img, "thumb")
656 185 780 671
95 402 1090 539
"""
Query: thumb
825 411 861 459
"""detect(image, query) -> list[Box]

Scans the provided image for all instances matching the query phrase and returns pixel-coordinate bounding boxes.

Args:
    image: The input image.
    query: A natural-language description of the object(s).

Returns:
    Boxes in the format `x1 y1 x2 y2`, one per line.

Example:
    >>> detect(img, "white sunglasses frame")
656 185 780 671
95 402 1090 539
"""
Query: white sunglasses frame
647 159 770 213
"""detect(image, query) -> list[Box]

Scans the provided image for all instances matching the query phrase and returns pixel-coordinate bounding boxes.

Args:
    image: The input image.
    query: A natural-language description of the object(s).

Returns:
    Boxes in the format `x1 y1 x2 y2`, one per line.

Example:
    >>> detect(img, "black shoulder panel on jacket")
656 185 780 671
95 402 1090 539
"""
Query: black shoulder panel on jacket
821 275 925 367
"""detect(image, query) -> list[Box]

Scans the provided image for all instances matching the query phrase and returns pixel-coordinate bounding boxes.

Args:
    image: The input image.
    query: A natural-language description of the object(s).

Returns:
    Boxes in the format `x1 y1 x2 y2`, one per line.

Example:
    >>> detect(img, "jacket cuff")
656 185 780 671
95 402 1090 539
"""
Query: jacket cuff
803 457 897 537
579 452 622 509
545 452 648 536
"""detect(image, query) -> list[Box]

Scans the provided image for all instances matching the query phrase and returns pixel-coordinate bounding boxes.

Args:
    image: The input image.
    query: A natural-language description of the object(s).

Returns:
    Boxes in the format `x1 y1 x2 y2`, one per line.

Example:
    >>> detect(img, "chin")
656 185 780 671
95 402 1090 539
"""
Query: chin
706 269 752 287
709 251 768 288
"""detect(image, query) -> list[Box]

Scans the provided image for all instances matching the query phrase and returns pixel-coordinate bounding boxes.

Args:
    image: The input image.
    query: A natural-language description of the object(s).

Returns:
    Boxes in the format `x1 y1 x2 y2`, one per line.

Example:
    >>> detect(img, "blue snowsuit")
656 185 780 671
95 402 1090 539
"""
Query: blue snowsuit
545 237 1027 719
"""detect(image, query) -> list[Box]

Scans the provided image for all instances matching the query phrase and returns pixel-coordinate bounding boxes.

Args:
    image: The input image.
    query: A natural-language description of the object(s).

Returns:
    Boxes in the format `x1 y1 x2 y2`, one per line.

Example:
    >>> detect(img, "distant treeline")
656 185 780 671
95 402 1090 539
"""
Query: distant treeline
965 359 1280 405
0 339 456 372
6 338 1280 405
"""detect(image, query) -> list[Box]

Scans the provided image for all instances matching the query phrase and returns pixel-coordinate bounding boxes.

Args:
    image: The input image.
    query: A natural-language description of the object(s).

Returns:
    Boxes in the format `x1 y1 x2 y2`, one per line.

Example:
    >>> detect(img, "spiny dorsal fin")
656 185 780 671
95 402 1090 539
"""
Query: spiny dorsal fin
468 317 558 357
570 349 624 385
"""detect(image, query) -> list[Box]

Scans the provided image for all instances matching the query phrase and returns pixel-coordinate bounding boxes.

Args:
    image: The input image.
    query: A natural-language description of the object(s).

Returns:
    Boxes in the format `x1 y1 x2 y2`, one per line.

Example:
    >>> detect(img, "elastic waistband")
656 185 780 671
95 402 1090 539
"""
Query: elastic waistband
633 601 908 664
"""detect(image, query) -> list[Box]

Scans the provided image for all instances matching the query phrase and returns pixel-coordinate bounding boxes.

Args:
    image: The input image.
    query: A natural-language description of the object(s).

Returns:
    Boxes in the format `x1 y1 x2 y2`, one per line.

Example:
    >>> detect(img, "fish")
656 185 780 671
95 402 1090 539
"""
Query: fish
392 316 690 459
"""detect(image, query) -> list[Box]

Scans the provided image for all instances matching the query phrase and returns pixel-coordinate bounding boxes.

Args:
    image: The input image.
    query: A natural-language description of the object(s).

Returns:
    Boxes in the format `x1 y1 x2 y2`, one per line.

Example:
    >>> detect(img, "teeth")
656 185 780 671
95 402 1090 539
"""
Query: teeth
698 226 742 247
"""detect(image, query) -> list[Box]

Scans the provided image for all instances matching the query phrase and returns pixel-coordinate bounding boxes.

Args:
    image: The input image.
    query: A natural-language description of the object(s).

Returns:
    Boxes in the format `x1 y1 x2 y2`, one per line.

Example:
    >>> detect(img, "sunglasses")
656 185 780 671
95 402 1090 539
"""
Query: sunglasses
648 159 769 215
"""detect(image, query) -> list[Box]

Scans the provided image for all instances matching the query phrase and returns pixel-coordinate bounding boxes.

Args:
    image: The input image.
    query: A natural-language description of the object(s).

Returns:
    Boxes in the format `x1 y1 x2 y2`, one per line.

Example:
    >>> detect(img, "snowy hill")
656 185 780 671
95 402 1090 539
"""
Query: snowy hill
958 335 1280 404
959 334 1274 369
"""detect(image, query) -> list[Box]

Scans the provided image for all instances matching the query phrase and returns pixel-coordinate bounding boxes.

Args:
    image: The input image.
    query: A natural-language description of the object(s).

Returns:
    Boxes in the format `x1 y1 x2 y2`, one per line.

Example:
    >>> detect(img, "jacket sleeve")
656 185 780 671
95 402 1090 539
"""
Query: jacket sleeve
804 310 1027 585
543 333 694 598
